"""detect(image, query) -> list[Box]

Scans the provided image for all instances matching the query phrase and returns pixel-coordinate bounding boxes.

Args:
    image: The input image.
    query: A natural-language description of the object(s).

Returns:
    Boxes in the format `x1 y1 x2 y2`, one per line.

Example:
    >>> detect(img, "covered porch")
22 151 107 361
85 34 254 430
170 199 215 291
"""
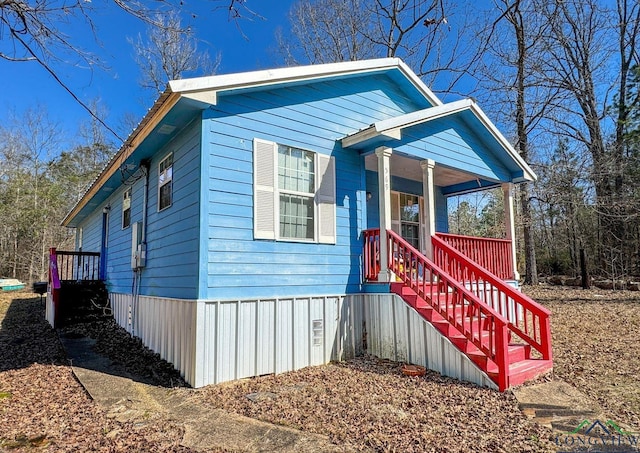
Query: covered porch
342 99 551 391
342 99 534 283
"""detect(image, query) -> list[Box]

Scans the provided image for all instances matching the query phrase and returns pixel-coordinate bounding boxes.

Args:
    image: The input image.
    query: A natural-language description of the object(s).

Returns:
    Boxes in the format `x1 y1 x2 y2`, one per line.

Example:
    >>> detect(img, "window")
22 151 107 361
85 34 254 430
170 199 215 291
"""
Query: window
400 193 420 249
158 153 173 211
391 191 422 251
278 146 315 240
253 139 336 244
122 188 131 229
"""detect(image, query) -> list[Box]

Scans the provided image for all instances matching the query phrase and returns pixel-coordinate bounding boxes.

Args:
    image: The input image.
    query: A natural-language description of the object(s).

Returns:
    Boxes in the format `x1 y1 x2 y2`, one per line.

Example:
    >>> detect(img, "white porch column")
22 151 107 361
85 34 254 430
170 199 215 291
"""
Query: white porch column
421 159 436 260
376 146 393 282
502 182 520 280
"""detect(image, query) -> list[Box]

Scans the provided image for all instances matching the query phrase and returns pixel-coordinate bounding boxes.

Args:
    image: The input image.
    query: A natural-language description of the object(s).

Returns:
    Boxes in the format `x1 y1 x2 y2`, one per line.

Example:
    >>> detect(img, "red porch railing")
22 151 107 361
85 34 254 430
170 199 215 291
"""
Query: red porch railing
382 229 511 391
363 228 381 281
432 235 552 361
436 233 514 280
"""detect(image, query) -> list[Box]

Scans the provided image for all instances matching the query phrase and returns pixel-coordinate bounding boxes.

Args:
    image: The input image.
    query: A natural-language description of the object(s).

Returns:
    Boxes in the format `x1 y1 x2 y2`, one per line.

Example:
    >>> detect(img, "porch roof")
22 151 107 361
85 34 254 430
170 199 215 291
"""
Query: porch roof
340 99 536 184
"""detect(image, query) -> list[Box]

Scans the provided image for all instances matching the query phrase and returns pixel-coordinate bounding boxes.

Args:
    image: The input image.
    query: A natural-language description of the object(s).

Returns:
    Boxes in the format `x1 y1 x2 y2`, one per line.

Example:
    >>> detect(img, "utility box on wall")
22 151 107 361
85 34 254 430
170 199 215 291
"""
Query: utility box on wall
131 222 146 269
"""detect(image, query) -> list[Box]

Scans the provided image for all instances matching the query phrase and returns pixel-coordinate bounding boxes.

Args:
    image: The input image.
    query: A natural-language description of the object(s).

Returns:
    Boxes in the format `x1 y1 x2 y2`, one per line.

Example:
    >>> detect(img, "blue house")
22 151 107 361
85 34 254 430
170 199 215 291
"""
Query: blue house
52 58 552 390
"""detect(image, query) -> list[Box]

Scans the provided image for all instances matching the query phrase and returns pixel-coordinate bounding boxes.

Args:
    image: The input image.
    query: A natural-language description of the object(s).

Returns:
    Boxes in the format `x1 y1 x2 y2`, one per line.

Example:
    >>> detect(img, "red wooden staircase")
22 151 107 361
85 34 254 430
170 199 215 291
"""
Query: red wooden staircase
363 229 552 391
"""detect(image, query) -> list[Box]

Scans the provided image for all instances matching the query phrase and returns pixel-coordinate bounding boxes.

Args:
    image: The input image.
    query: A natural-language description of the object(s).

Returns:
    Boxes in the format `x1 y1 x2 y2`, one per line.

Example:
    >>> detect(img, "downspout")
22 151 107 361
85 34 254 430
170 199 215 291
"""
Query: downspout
140 159 151 249
132 159 150 337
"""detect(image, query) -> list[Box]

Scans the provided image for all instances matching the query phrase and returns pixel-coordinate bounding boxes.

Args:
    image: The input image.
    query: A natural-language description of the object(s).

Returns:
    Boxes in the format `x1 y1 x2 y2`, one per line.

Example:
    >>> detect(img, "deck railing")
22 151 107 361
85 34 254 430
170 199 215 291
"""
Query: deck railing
435 233 514 280
363 228 381 281
51 248 101 281
432 235 552 361
379 229 511 391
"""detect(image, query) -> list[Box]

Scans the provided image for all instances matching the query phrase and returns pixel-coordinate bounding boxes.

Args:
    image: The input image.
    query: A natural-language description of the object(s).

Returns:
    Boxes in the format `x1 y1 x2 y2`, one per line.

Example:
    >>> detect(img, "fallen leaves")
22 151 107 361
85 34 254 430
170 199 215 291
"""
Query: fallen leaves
198 357 556 452
2 285 640 452
0 292 195 452
525 284 640 430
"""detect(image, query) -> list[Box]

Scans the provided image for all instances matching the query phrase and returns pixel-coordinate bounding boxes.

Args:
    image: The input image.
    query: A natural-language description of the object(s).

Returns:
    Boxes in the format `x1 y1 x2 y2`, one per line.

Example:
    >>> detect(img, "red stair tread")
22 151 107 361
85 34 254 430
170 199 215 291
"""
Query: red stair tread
488 359 553 387
391 281 552 390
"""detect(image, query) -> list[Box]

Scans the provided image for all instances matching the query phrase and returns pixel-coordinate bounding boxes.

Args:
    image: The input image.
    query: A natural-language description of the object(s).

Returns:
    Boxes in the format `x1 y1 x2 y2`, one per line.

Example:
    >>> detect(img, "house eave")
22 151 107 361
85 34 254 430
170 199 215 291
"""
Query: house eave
341 99 537 183
62 90 181 227
169 58 443 108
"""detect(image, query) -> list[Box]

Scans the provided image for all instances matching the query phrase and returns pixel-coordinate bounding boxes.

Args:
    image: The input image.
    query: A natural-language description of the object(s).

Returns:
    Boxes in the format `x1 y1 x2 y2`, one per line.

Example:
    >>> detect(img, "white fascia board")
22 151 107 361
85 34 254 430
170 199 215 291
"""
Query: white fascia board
395 59 443 106
466 102 537 182
342 100 471 148
341 98 537 183
375 99 473 133
169 58 442 107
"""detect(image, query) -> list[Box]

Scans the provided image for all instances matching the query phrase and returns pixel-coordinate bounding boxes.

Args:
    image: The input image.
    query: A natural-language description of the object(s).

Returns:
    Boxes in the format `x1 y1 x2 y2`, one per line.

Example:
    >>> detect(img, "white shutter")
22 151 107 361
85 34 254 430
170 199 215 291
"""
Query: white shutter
253 139 277 240
316 154 336 244
391 191 400 234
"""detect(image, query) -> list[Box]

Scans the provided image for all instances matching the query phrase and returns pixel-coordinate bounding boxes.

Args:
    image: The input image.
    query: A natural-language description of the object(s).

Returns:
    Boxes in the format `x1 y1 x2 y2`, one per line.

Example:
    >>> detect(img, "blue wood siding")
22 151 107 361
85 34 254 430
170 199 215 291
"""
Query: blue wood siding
201 75 420 299
391 116 511 182
435 190 448 233
140 120 201 299
365 170 448 232
77 121 201 299
77 209 103 252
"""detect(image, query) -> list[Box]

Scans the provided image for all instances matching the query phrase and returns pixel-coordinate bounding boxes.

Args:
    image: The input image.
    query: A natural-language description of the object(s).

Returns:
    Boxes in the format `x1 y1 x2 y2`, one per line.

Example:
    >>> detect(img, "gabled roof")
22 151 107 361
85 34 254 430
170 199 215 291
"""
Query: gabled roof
341 99 537 183
171 58 442 107
62 58 441 227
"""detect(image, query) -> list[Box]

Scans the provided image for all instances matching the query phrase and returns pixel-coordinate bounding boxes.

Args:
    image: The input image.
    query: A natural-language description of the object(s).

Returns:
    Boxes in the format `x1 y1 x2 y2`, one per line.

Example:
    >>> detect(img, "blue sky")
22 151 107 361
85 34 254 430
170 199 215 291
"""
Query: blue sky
0 1 296 145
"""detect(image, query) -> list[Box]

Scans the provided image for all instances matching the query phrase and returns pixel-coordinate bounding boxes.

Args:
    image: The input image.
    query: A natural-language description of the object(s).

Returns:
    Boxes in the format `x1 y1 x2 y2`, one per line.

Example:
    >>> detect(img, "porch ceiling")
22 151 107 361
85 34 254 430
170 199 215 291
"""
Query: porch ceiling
364 153 490 189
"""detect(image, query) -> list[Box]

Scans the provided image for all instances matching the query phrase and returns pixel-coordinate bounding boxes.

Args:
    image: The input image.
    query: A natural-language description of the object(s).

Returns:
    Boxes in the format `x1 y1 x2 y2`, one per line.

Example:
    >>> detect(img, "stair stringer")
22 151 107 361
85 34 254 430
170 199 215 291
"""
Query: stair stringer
362 292 498 390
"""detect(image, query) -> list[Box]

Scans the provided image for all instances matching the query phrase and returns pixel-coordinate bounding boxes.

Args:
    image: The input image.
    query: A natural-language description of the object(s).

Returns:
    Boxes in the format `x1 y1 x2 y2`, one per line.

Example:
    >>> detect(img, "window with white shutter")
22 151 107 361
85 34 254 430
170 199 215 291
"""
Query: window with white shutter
253 138 336 244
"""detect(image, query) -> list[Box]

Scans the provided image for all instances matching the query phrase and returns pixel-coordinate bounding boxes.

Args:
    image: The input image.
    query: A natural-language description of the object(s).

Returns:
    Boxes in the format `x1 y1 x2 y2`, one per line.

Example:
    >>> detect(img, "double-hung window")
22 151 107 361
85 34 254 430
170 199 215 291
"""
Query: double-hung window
278 146 315 240
158 153 173 211
122 187 131 229
253 138 336 244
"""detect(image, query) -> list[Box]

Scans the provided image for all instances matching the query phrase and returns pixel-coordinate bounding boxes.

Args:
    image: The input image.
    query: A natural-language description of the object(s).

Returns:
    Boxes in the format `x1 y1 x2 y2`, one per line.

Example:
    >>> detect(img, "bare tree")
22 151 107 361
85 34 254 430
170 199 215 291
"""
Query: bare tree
473 0 562 284
0 1 252 140
277 0 481 93
130 11 221 95
536 0 640 278
276 0 376 65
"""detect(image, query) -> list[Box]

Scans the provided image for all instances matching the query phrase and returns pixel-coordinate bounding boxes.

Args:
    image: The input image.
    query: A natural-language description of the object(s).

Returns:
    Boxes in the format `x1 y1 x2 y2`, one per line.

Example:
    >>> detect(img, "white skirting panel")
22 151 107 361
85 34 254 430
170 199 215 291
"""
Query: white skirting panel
350 293 498 390
110 293 197 386
107 291 494 390
192 295 365 388
45 291 55 328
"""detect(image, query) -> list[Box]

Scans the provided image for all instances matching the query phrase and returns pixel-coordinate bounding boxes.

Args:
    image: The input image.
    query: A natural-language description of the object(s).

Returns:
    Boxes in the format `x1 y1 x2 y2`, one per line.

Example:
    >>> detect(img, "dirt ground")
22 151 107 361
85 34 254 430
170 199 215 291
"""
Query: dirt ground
1 285 639 452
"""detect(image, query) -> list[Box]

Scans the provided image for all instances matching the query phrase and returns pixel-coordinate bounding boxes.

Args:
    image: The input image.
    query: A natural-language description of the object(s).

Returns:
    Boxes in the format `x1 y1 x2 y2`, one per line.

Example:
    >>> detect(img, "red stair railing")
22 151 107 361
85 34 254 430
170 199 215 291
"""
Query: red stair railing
365 229 510 391
436 233 514 280
432 235 552 361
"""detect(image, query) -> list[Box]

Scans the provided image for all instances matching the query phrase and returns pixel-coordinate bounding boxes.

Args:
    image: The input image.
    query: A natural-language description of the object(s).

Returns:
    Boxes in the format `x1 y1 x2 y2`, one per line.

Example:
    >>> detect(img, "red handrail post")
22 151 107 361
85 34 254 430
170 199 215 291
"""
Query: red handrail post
495 321 510 391
540 315 553 361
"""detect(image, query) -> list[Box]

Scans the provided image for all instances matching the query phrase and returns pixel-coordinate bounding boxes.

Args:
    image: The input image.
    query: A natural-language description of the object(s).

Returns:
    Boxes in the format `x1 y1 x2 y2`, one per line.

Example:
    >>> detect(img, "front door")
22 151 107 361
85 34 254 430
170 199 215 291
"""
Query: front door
391 191 425 253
